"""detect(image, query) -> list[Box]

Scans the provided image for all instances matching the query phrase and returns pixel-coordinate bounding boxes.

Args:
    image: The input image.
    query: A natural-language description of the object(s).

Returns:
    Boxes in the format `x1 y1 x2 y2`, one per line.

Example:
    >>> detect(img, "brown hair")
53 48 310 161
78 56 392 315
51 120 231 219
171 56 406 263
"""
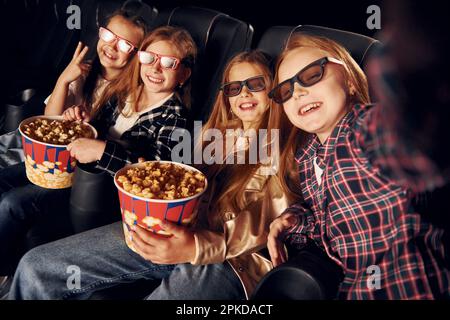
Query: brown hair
93 26 197 117
199 50 277 212
268 33 370 198
83 7 149 114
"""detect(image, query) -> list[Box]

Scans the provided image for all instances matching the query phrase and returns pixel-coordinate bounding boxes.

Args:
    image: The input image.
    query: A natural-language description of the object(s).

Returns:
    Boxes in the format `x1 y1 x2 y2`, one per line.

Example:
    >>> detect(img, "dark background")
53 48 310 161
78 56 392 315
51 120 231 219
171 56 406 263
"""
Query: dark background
150 0 383 45
0 0 383 92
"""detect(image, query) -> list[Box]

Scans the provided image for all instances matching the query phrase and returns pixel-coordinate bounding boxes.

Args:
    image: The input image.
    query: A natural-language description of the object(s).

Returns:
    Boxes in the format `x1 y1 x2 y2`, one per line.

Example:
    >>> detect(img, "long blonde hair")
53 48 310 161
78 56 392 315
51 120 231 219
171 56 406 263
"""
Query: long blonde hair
268 33 370 198
199 50 275 213
94 26 197 117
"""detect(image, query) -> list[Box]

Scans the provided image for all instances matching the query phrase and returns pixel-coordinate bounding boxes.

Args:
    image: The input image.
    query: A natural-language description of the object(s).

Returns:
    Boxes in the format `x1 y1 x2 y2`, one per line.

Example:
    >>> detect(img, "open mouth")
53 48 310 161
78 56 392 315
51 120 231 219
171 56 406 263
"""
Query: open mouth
299 102 322 115
103 50 117 61
147 75 164 84
239 102 257 111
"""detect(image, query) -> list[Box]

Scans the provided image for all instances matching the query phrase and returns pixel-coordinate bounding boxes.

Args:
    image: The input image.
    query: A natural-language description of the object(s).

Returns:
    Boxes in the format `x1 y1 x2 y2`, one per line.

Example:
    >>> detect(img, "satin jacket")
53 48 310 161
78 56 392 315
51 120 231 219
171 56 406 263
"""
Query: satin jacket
191 166 289 298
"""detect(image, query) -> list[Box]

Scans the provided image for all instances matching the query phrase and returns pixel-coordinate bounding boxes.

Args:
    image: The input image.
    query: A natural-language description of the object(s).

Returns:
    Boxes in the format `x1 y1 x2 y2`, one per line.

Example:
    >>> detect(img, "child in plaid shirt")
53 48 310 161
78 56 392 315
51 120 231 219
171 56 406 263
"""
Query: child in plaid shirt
0 26 196 278
266 33 449 299
64 26 196 173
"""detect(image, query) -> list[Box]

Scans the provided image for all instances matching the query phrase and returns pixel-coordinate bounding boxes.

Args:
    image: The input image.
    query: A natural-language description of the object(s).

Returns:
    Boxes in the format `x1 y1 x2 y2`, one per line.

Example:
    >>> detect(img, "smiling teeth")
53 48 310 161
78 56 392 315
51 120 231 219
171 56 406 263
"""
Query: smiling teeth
300 103 321 115
104 51 115 59
240 103 255 109
147 76 163 83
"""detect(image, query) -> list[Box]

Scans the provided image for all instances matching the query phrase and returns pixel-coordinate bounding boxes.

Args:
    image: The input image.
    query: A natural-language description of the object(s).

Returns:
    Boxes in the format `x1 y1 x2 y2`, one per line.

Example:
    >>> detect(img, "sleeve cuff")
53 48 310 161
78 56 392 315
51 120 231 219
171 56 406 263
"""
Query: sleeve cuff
97 140 117 170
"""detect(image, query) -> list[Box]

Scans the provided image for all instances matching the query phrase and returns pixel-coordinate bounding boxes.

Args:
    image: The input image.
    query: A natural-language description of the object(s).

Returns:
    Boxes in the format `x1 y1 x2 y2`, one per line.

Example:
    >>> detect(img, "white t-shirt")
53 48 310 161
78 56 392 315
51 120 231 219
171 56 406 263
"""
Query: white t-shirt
44 76 109 111
107 93 174 141
314 156 324 186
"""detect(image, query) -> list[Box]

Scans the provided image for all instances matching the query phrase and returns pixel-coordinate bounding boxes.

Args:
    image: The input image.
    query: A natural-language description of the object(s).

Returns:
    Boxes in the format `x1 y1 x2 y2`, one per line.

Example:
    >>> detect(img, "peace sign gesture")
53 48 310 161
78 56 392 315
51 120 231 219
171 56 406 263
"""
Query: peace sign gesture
59 42 91 85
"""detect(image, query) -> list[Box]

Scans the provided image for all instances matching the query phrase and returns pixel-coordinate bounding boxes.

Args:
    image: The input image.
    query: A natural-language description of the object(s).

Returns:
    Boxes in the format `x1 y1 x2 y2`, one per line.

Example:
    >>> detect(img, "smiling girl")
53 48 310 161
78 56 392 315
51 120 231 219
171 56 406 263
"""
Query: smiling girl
266 33 450 299
65 26 195 171
45 7 147 120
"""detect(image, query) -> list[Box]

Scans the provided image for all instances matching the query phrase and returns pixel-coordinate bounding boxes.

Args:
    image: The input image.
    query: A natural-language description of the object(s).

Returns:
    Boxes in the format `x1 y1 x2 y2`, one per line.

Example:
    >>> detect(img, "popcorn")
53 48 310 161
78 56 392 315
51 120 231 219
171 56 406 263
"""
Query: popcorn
21 118 94 145
116 162 206 200
116 162 207 252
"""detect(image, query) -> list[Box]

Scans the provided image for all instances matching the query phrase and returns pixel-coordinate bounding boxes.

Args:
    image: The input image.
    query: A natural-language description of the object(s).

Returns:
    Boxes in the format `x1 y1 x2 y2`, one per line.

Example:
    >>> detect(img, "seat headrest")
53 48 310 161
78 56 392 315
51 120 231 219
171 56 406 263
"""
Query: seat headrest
162 6 254 121
257 25 382 69
166 6 230 53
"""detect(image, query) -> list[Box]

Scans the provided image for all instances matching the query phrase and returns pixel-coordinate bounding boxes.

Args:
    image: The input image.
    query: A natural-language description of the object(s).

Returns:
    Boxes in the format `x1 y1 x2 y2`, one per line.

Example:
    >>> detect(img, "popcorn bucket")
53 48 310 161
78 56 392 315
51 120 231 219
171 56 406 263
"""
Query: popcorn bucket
114 161 208 253
18 115 97 189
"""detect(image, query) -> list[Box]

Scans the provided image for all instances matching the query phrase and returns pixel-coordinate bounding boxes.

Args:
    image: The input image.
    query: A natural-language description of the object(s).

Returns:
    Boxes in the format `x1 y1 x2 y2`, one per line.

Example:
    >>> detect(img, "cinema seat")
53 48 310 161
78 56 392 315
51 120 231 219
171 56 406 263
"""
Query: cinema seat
1 0 83 134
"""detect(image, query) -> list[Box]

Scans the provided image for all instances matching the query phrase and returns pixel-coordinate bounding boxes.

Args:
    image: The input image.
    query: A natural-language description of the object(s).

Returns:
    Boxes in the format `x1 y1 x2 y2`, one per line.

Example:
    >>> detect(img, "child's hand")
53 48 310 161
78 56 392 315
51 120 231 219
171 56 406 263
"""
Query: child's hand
59 42 91 85
130 221 196 264
67 138 106 163
267 212 299 267
62 105 90 122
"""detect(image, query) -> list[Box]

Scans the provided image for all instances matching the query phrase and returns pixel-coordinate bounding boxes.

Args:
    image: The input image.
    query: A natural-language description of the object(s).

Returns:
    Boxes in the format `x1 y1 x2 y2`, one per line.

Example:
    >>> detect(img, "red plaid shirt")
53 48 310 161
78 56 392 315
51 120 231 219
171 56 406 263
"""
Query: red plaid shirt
286 103 450 299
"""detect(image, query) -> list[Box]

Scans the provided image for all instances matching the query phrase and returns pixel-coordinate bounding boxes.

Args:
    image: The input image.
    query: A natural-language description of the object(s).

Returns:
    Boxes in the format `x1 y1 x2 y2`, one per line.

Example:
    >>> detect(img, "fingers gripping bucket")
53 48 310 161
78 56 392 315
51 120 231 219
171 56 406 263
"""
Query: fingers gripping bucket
114 161 207 253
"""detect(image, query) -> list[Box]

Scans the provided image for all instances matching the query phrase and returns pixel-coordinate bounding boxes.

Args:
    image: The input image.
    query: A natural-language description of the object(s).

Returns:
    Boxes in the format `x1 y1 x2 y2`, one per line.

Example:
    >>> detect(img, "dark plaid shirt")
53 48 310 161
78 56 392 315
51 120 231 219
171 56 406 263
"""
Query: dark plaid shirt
286 103 450 299
91 94 188 175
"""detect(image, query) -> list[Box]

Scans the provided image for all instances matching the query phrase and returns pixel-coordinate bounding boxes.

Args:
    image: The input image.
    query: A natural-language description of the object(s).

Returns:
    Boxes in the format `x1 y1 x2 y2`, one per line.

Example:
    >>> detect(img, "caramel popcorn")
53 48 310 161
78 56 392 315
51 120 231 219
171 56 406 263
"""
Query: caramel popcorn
21 118 95 145
116 162 206 200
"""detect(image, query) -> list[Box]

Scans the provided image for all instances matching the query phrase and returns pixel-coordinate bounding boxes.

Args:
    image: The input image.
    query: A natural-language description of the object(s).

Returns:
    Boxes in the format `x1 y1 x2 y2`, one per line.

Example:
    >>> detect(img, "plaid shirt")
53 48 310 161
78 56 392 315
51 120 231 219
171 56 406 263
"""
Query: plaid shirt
91 95 188 175
286 103 450 299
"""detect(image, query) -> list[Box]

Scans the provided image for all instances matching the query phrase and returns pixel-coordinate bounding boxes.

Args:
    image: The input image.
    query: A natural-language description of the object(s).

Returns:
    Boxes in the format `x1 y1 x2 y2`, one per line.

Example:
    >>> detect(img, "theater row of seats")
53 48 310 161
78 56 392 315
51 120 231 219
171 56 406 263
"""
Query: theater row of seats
0 0 383 299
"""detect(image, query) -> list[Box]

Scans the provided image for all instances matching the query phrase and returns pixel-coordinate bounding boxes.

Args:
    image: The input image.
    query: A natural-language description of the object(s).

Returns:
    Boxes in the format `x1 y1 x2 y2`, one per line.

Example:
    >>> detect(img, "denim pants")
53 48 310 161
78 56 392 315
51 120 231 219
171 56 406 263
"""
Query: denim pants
9 221 246 300
0 162 71 274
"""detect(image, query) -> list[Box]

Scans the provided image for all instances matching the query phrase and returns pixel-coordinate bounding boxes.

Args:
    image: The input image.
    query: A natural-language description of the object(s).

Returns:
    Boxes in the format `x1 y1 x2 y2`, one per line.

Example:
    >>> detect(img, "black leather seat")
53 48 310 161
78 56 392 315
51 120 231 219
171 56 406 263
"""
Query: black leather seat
257 24 382 67
1 0 82 134
252 242 344 300
252 25 382 300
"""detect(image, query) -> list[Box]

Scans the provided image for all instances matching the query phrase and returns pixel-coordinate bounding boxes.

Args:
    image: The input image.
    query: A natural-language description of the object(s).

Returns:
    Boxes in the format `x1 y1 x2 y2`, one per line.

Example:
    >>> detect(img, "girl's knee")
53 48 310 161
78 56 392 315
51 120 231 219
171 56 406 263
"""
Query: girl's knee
16 248 45 277
0 192 27 219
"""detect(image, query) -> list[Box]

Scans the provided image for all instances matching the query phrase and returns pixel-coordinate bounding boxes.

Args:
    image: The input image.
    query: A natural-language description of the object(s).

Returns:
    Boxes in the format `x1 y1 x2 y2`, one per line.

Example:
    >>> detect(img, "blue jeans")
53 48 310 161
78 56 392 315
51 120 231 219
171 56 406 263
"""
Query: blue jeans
9 221 245 300
0 162 71 274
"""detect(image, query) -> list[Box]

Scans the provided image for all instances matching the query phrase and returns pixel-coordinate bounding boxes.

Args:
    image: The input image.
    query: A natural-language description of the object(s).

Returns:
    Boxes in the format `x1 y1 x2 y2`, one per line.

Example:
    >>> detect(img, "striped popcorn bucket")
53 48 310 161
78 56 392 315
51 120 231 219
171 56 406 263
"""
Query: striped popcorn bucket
114 161 208 253
18 115 97 189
